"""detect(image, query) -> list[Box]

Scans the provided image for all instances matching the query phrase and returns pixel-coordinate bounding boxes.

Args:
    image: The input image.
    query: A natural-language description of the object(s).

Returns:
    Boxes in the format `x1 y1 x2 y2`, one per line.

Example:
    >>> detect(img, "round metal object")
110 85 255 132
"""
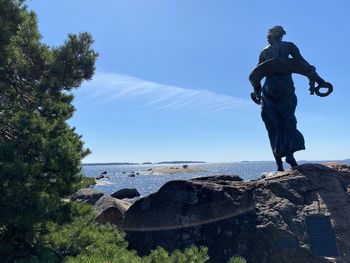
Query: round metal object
314 82 333 97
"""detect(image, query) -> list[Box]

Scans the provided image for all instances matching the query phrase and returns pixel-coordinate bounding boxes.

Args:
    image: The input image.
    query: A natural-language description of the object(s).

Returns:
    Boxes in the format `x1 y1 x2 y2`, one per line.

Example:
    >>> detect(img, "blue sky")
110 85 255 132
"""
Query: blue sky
28 0 350 163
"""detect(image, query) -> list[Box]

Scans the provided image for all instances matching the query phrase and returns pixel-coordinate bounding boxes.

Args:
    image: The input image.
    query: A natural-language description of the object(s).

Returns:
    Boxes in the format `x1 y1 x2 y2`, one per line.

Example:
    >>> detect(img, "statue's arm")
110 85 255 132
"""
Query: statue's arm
251 50 265 100
290 42 328 87
258 51 265 65
289 43 310 66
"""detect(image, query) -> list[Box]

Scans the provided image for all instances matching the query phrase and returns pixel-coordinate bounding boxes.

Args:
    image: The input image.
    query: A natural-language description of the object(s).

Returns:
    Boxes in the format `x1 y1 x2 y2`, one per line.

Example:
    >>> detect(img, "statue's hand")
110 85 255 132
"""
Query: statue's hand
250 92 261 105
314 81 333 97
254 92 261 101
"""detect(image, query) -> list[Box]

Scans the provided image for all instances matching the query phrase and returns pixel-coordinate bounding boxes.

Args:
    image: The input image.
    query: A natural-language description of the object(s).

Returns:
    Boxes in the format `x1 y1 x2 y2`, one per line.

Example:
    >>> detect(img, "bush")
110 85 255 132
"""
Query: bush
143 246 208 263
71 176 96 192
16 202 208 263
227 256 247 263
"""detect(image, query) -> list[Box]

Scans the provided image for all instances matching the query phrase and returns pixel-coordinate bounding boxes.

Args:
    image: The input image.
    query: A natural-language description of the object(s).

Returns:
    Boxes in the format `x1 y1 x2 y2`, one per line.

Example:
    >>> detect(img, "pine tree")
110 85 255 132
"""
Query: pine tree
0 0 98 258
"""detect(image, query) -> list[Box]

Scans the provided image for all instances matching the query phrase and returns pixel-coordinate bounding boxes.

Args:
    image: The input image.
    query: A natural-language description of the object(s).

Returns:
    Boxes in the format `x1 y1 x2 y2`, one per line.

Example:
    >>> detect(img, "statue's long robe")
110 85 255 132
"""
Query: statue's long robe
261 73 305 157
258 41 307 158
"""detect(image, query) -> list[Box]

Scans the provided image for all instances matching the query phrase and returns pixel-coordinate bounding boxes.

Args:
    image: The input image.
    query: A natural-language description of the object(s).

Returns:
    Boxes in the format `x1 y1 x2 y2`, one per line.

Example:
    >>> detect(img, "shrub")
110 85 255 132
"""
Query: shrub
227 256 247 263
18 202 208 263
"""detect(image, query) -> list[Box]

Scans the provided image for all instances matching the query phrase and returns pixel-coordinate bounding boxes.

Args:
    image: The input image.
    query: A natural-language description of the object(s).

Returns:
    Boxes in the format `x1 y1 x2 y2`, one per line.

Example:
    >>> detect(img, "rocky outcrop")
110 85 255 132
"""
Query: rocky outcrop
123 163 350 263
71 188 104 205
94 196 131 226
96 174 110 180
111 188 140 199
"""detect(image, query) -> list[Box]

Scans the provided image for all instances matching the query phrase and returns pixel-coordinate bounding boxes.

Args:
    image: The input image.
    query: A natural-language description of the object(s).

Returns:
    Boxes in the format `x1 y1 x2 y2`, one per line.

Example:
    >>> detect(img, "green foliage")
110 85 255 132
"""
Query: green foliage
227 256 247 263
71 176 96 193
15 202 208 263
0 2 239 263
44 203 137 262
143 246 208 263
0 0 97 260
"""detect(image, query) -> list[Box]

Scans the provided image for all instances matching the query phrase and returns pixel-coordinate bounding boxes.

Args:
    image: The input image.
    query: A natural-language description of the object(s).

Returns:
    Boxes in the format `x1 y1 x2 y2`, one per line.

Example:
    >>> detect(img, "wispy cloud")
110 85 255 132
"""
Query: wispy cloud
79 72 251 114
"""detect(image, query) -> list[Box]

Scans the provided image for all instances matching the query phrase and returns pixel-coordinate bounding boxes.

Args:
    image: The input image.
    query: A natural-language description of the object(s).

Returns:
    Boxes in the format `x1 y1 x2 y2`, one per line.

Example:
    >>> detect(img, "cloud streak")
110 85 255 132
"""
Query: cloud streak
79 72 251 114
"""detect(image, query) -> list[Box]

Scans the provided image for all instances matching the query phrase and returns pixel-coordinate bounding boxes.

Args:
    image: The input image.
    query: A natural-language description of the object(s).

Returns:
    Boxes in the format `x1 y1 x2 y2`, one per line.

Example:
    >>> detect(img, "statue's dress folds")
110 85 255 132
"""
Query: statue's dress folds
261 73 305 157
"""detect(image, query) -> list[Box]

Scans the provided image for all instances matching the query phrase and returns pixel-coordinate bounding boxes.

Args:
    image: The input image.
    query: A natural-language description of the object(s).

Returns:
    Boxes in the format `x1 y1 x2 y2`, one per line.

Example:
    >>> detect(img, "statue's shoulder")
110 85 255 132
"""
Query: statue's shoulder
282 41 298 49
260 45 271 57
262 44 271 51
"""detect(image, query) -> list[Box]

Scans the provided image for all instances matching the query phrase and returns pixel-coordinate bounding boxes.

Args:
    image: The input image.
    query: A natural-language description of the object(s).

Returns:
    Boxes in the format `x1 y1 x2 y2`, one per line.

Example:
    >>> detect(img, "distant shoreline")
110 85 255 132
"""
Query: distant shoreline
82 159 350 166
82 161 207 166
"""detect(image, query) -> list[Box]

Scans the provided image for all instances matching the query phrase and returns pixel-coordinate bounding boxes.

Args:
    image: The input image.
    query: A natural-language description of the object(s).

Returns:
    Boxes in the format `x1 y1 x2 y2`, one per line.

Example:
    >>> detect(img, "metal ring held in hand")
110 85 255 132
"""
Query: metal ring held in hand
250 92 261 105
314 82 333 97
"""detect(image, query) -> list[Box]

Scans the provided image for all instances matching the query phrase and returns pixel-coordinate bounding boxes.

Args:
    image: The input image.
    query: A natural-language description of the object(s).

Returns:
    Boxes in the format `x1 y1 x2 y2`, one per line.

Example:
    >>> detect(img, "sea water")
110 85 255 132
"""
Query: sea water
81 160 349 198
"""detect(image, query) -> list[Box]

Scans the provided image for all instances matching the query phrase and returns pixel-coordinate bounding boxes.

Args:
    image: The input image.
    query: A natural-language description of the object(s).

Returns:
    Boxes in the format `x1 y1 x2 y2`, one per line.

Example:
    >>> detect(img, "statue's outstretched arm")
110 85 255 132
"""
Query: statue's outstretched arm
289 43 311 67
289 43 332 96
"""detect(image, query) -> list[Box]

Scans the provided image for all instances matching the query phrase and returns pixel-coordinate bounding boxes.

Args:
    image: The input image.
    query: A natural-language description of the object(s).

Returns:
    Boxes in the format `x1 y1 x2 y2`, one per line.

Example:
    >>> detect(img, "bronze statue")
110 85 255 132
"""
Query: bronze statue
249 26 333 171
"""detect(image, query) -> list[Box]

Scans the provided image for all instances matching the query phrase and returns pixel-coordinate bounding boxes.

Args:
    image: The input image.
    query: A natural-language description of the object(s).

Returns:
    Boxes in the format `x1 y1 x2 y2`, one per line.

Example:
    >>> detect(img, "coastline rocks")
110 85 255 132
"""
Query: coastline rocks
96 171 110 180
123 163 350 263
94 196 131 226
111 188 140 199
71 188 104 205
96 174 110 180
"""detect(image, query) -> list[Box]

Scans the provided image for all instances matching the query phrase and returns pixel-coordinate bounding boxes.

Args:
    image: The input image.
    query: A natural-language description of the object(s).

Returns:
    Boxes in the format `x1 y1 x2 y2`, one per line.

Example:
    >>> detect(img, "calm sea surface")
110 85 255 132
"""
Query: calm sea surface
82 160 350 198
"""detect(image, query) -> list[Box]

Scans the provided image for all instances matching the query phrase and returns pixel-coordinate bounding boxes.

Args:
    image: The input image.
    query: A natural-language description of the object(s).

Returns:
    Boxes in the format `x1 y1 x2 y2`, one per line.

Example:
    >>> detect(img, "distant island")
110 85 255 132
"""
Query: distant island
82 161 207 166
82 159 349 166
156 161 207 164
82 162 140 166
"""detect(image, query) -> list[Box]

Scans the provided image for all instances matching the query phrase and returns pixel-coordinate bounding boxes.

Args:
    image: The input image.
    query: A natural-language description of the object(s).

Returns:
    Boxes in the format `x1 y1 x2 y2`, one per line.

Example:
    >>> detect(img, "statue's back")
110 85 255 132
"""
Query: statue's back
261 41 295 61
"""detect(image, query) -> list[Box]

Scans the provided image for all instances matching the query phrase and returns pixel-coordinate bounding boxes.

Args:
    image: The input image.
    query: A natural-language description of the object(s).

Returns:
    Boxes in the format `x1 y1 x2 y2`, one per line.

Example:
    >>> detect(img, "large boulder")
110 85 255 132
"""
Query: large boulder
123 163 350 263
71 188 104 205
111 188 141 199
94 196 131 226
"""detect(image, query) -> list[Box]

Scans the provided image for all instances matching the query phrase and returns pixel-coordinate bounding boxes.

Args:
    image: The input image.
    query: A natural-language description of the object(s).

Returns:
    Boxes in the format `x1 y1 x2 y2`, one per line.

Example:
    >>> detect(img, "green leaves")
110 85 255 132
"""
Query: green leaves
38 203 209 263
143 246 209 263
50 32 98 89
227 256 247 263
0 1 97 260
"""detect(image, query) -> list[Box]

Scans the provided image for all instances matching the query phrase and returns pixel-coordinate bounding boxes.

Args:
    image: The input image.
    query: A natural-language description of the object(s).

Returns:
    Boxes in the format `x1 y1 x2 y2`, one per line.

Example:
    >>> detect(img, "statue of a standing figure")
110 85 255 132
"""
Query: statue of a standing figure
249 26 333 171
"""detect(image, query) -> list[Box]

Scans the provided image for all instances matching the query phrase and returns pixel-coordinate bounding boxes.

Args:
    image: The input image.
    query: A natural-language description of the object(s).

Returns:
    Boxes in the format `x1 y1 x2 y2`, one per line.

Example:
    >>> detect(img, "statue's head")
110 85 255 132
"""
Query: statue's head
267 26 286 44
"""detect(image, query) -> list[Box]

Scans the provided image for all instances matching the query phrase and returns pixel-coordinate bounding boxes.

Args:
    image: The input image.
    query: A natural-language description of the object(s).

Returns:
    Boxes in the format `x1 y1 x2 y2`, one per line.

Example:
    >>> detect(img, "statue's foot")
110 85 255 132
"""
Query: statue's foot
286 156 298 167
277 166 284 172
275 156 284 172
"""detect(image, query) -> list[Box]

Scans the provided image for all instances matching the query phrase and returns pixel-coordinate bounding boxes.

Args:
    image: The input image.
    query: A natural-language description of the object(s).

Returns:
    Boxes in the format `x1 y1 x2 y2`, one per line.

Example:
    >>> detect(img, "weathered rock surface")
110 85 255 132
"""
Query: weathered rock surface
123 163 350 263
94 196 131 226
71 188 104 205
111 188 140 199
